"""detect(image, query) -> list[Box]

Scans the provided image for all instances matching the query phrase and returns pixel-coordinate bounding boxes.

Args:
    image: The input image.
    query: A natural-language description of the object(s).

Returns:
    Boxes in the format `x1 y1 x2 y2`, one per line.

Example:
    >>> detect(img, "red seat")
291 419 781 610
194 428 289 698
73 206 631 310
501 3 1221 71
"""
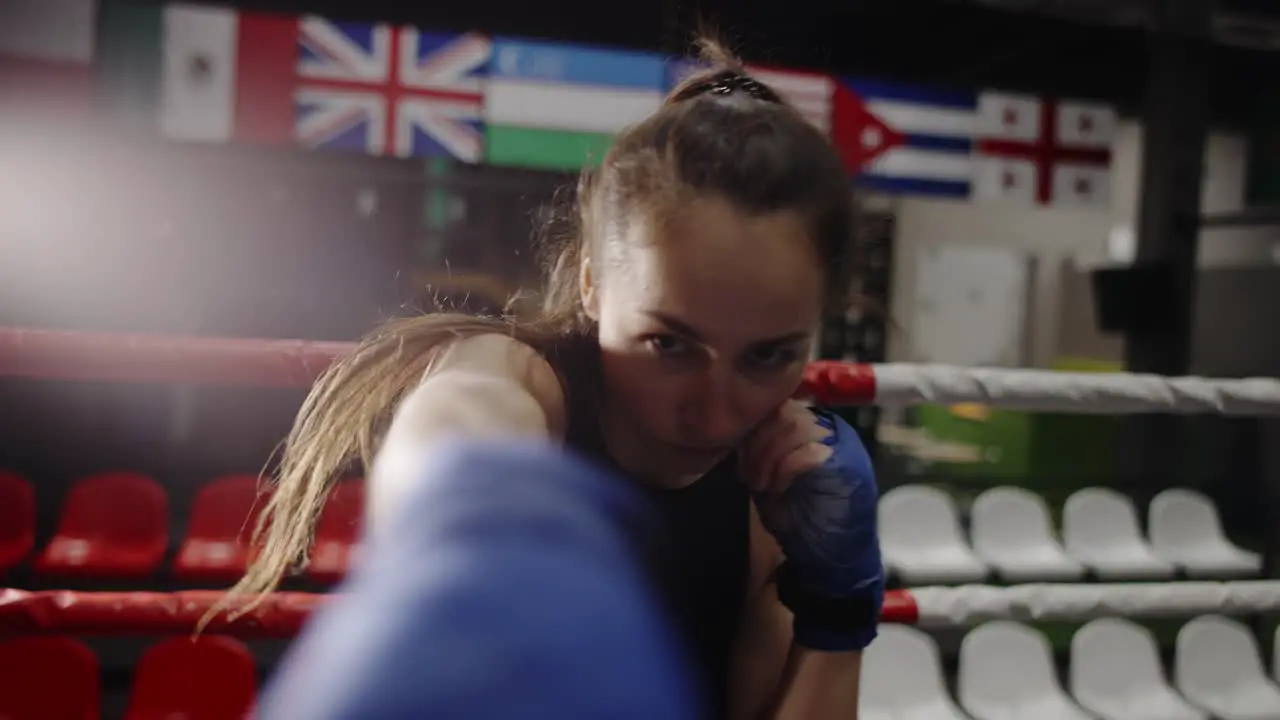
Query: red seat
307 479 364 583
0 636 100 720
0 471 36 573
35 471 169 579
175 474 267 583
125 636 256 720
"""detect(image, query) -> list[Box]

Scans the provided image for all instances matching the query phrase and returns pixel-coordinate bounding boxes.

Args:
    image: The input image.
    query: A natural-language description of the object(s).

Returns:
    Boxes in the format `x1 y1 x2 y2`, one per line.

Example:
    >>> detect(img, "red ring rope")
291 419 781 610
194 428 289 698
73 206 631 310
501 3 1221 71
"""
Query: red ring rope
0 588 918 638
0 327 350 388
0 326 879 404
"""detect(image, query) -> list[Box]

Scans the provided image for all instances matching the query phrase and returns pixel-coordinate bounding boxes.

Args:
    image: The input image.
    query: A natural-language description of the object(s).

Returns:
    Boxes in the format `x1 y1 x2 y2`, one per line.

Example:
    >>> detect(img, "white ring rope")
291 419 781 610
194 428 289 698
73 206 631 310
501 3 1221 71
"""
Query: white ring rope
872 363 1280 416
908 581 1280 627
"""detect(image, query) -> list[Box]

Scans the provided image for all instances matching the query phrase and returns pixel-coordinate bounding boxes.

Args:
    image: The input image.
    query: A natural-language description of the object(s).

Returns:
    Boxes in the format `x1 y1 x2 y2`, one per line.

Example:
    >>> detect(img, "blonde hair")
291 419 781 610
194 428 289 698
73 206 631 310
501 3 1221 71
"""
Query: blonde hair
210 37 858 624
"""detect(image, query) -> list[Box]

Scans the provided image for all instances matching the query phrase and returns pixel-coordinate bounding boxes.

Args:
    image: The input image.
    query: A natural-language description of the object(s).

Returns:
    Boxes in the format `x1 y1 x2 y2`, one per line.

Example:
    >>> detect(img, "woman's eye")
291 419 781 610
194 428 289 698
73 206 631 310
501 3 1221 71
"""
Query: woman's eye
645 334 689 357
746 346 797 370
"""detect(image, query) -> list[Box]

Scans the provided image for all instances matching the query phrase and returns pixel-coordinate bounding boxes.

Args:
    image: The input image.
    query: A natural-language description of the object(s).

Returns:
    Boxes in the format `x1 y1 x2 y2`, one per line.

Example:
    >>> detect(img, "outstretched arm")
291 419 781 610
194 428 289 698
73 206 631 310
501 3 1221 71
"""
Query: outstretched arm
258 440 700 719
369 333 566 528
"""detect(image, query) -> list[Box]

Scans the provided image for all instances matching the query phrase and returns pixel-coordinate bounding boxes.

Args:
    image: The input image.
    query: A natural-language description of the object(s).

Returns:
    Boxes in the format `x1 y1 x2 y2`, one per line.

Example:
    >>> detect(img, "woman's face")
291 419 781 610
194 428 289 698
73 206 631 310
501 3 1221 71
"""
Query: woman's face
584 195 824 480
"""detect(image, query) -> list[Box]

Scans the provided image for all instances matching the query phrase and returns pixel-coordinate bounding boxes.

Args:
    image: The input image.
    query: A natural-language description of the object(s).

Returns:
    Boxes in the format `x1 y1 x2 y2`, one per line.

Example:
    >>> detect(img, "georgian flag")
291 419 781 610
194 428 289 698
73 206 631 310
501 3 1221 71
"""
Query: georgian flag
973 92 1116 208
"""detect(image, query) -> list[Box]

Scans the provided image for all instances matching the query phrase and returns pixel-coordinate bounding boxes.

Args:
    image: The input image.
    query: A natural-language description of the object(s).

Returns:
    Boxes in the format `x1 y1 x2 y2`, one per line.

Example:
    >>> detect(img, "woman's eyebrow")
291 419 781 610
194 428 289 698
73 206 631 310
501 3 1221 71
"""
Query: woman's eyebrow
643 310 808 346
749 331 810 347
644 310 706 341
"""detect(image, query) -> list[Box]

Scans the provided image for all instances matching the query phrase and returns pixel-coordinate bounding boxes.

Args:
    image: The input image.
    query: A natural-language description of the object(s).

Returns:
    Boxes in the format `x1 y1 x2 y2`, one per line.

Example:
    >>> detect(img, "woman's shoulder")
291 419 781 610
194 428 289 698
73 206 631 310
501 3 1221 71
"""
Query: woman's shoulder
433 331 569 438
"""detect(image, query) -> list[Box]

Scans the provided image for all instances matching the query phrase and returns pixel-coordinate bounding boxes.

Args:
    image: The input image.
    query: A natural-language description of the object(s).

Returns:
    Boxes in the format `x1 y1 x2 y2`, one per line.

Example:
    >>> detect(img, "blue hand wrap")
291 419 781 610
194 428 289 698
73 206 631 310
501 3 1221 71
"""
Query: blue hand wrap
757 409 884 652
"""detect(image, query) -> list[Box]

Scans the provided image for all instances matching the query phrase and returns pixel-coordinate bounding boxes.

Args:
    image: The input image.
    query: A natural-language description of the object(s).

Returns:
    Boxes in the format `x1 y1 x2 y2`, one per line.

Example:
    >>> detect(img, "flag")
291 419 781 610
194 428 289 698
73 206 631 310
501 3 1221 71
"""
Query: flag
0 0 97 123
97 6 487 159
973 92 1115 208
663 60 834 134
832 78 978 198
96 0 163 128
831 78 1115 207
742 66 832 134
295 20 489 160
96 2 296 142
484 38 664 171
161 5 243 141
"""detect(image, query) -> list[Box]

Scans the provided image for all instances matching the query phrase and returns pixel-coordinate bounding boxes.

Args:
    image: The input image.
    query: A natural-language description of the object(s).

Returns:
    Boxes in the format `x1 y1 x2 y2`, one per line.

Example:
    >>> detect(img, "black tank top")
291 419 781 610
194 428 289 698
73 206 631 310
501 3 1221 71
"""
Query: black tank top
641 459 749 719
549 336 750 719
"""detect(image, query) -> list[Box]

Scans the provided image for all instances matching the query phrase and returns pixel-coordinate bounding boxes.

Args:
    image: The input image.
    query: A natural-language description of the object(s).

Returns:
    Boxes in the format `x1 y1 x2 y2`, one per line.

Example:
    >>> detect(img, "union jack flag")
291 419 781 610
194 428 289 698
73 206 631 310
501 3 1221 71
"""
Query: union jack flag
293 18 490 161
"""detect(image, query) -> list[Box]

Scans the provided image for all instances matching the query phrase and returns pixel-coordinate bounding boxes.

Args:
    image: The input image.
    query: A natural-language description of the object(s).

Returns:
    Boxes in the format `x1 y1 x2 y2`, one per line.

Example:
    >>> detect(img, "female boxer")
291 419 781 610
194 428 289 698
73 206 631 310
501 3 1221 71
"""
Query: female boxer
228 41 883 720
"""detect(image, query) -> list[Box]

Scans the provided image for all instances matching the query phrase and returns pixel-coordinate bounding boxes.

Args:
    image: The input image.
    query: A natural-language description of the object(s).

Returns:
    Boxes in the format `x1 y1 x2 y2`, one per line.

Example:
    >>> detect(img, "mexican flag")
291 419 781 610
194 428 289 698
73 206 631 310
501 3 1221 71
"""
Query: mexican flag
96 0 296 143
0 0 98 123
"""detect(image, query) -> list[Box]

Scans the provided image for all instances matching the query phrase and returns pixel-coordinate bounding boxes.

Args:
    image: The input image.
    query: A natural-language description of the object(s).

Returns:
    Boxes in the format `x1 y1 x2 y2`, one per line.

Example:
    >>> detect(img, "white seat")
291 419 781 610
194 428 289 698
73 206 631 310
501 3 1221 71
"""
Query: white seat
1176 615 1280 720
970 487 1084 582
958 620 1097 720
1062 488 1175 580
861 625 971 720
1149 489 1262 578
957 620 1095 712
1070 618 1207 720
879 486 988 585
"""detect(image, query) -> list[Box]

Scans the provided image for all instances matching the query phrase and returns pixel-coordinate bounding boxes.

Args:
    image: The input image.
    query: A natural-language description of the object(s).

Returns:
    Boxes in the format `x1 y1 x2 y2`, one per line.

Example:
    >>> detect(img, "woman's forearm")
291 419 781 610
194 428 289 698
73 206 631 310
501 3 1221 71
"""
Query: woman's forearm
768 646 862 720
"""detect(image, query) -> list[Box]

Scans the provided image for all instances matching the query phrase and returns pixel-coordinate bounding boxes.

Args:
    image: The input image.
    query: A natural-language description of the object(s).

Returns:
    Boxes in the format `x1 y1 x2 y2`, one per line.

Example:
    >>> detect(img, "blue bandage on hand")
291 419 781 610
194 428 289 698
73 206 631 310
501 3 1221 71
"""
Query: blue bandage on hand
759 410 884 652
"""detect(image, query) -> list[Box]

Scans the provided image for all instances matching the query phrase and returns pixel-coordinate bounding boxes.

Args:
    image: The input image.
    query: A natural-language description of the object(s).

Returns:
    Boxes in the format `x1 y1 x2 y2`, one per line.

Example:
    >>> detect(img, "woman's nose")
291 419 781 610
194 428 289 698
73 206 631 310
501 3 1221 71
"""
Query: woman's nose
685 367 742 445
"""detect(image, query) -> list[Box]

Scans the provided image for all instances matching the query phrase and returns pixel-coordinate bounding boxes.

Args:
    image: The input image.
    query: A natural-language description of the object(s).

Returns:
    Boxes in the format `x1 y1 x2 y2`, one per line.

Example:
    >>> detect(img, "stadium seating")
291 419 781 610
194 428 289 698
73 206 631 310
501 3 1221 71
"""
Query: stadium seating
307 479 364 583
1070 618 1207 720
35 472 169 579
878 485 989 585
0 636 100 720
0 471 35 573
970 486 1085 582
125 636 257 720
1062 488 1175 580
174 474 266 583
1175 615 1280 720
4 468 1269 719
861 624 972 719
958 620 1096 720
1148 489 1262 579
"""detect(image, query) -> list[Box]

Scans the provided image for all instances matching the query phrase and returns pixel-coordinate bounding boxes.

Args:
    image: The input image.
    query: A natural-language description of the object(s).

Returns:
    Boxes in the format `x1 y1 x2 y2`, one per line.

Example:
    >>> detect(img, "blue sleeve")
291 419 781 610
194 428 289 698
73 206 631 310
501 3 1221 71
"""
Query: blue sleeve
256 440 701 720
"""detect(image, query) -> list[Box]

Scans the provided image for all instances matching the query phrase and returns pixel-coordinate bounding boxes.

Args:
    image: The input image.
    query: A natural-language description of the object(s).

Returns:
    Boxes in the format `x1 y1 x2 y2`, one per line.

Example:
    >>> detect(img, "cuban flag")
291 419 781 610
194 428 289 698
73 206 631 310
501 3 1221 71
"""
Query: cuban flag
742 65 833 135
832 78 978 198
294 19 490 161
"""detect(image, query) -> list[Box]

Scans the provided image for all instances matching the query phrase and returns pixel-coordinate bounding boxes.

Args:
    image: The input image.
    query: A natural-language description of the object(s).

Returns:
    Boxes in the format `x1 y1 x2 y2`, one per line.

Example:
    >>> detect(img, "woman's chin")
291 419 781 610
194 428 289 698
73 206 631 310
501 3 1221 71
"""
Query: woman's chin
657 443 731 476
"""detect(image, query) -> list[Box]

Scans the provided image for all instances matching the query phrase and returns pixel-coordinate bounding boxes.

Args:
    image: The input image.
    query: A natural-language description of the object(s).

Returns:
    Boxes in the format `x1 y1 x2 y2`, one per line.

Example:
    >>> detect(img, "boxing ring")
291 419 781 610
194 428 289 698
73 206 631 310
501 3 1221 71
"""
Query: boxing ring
4 325 1280 716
